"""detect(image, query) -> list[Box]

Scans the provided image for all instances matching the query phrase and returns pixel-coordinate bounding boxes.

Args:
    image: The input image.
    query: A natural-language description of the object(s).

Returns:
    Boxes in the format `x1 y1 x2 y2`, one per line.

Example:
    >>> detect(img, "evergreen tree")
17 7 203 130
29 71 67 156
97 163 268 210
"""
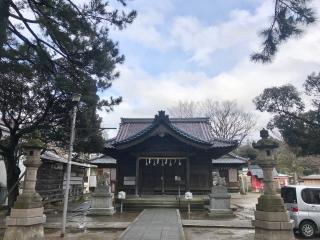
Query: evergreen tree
252 0 315 62
0 0 136 208
254 75 320 155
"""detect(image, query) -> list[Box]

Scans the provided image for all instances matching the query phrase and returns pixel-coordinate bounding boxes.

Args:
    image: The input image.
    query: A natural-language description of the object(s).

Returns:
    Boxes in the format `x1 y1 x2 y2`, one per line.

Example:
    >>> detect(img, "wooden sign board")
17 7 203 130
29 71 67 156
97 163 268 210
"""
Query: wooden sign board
124 176 136 185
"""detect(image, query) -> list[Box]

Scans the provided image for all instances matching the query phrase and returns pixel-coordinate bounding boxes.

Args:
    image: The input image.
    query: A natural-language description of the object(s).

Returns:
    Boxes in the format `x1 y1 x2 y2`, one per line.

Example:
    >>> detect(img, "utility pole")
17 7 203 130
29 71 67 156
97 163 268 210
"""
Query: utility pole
61 94 81 237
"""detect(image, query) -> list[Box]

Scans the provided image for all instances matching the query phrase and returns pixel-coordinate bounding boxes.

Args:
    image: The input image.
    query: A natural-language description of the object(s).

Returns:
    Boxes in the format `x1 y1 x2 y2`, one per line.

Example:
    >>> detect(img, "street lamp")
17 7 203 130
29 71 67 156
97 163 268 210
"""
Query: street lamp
61 94 81 237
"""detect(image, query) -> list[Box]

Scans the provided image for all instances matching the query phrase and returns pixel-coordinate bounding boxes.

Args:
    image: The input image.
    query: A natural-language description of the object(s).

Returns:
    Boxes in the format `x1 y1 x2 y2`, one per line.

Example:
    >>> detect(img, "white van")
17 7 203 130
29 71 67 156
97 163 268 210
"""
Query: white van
281 185 320 238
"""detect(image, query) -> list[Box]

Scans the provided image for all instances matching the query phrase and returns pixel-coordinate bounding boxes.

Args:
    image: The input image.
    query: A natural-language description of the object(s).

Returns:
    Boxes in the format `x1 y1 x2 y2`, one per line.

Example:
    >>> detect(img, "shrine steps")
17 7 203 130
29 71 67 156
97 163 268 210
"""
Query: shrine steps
118 195 208 210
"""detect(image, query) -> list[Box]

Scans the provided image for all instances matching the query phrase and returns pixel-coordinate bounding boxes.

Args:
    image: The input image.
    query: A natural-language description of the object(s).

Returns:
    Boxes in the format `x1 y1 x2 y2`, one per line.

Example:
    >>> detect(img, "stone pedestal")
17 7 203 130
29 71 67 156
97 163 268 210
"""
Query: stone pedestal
208 176 234 218
4 134 45 240
88 192 115 215
87 173 115 216
252 129 294 240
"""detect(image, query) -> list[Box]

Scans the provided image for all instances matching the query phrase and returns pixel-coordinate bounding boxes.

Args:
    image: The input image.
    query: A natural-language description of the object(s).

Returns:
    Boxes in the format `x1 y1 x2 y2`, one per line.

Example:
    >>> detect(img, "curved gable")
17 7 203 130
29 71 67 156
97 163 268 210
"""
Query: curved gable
114 111 212 149
105 111 238 153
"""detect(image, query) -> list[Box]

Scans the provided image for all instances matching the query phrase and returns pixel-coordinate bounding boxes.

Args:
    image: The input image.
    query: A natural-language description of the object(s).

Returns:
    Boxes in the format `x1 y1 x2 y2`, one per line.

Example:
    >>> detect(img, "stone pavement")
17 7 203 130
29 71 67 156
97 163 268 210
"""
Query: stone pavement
182 219 253 228
119 209 185 240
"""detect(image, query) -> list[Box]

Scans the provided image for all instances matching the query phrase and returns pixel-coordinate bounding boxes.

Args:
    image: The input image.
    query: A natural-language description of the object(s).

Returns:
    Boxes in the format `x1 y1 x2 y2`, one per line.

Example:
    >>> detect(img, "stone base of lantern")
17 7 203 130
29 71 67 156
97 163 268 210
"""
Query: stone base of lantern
253 214 295 240
87 192 115 216
256 194 287 212
253 199 295 240
4 207 46 240
4 224 45 240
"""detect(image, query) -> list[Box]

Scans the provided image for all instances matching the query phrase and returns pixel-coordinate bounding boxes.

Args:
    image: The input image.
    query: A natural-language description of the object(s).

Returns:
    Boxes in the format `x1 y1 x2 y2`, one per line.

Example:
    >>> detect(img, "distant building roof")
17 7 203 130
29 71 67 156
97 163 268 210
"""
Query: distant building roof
89 155 117 165
301 175 320 180
248 165 278 179
212 153 248 165
41 151 94 168
276 173 289 177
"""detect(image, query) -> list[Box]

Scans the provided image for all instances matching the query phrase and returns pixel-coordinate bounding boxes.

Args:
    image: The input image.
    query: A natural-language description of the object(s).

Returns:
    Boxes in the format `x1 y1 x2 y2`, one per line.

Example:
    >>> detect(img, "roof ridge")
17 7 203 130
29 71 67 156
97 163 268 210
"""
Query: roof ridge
115 116 213 146
120 117 210 123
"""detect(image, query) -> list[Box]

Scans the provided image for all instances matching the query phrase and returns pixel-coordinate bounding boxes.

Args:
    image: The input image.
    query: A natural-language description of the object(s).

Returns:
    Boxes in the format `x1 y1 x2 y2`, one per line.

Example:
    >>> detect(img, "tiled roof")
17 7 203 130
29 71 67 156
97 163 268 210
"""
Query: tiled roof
300 174 320 180
212 153 249 165
249 165 278 179
90 155 117 164
41 151 94 168
116 117 215 142
107 111 237 149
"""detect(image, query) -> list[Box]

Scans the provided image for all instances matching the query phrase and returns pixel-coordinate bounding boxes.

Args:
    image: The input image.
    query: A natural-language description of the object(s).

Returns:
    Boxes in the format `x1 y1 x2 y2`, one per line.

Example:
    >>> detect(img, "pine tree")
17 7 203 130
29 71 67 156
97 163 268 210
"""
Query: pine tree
0 0 136 208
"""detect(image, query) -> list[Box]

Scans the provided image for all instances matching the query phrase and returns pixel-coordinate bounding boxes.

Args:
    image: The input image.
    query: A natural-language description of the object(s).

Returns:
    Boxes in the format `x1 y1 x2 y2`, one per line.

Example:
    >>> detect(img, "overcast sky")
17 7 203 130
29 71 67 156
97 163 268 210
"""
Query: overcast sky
99 0 320 140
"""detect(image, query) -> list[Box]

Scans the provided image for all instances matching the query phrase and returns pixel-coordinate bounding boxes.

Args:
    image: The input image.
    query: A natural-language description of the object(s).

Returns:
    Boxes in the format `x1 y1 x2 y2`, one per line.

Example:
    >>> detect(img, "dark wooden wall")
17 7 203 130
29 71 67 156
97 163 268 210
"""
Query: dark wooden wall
36 161 64 202
116 135 214 195
36 160 86 203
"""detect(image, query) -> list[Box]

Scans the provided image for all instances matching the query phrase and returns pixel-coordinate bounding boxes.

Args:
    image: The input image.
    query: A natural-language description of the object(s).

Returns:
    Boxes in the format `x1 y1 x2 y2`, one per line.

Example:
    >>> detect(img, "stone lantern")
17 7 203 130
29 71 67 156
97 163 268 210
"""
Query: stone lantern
252 129 294 240
4 132 46 240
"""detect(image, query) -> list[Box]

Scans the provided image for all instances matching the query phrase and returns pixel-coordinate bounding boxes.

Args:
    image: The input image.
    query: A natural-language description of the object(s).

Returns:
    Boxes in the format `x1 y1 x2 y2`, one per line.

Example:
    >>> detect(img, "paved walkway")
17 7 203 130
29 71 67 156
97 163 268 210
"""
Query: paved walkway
119 209 185 240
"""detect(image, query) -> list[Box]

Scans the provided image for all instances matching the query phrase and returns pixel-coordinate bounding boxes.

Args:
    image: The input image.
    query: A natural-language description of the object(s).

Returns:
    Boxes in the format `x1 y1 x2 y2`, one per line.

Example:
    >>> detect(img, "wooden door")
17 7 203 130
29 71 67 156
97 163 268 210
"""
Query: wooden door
141 163 162 194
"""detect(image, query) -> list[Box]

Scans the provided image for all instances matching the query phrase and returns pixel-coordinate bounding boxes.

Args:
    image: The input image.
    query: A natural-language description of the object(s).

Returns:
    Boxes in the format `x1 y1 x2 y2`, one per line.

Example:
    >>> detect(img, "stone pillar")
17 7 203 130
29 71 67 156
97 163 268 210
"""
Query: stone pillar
252 129 294 240
4 133 45 240
88 172 115 216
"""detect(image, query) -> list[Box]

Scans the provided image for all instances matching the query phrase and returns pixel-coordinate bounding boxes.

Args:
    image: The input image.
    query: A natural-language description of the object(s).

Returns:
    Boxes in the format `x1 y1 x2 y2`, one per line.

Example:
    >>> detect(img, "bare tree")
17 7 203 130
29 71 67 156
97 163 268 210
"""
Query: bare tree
168 99 256 143
200 100 256 143
167 100 200 118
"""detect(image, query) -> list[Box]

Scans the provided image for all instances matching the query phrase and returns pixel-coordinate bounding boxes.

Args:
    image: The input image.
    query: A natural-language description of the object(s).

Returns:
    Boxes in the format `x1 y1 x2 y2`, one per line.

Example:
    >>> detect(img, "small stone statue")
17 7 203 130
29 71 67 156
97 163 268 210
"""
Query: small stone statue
212 171 226 187
96 172 111 193
105 172 111 193
212 171 219 186
209 171 233 218
89 171 114 216
97 173 107 188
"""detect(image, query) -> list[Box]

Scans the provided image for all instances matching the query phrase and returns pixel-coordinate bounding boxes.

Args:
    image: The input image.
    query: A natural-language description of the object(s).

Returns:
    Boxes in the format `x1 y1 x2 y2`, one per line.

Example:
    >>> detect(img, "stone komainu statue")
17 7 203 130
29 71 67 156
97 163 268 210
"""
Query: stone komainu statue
97 172 111 193
212 171 226 187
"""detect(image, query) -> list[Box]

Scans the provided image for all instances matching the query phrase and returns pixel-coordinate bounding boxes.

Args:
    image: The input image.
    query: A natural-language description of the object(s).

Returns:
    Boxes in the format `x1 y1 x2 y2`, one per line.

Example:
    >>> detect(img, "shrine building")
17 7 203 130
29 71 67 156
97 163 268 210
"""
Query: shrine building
104 111 238 196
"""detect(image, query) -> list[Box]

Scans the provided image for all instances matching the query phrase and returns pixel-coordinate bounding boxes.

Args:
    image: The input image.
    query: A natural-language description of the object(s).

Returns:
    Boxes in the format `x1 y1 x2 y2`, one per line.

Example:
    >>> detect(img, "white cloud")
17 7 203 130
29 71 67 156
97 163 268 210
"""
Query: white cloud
112 0 175 51
100 0 320 140
170 1 273 65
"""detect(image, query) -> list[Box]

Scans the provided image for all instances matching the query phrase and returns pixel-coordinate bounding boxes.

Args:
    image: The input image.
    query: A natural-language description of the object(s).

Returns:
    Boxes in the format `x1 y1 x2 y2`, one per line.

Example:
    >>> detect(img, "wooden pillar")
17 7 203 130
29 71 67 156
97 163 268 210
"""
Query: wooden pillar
161 165 165 195
186 158 190 192
135 158 139 196
209 158 213 188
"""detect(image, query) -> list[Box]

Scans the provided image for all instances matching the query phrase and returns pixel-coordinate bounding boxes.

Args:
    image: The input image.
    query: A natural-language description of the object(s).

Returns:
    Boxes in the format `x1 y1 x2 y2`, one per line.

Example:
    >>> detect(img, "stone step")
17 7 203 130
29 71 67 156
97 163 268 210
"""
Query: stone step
119 198 207 210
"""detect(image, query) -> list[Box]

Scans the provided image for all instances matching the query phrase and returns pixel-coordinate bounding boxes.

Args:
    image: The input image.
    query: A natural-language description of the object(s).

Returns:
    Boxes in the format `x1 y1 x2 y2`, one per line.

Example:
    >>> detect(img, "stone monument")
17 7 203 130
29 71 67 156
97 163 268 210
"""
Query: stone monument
88 172 115 215
208 171 234 218
4 133 46 240
252 129 294 240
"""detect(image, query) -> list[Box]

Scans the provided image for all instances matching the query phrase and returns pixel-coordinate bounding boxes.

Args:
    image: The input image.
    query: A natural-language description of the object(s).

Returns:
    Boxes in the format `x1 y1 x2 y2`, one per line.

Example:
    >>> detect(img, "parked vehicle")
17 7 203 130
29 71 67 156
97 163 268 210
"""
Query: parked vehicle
281 185 320 238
